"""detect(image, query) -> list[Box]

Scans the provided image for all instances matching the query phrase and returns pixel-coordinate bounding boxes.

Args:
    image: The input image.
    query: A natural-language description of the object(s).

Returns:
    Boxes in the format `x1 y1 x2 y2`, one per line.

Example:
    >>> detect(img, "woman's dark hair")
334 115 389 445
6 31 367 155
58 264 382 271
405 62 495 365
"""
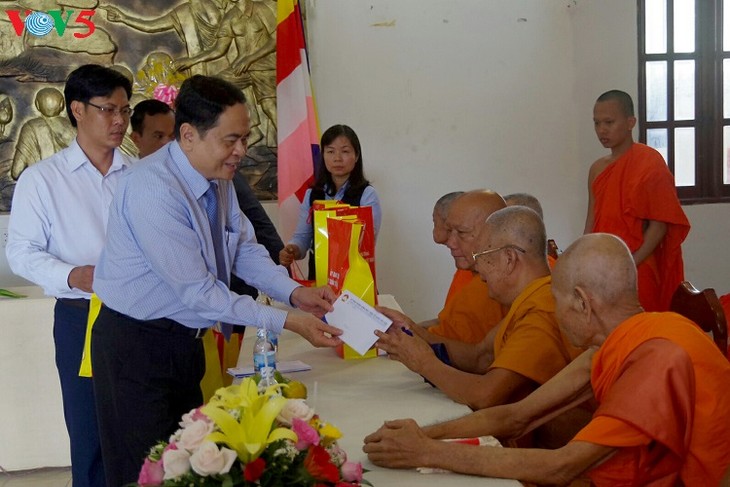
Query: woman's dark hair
312 124 369 198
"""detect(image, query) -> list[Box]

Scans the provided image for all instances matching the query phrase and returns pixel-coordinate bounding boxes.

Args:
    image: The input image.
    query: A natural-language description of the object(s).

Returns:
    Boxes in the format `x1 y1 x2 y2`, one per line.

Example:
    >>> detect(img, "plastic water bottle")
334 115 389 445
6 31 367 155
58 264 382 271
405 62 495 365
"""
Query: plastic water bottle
267 330 279 352
256 293 279 353
253 328 278 393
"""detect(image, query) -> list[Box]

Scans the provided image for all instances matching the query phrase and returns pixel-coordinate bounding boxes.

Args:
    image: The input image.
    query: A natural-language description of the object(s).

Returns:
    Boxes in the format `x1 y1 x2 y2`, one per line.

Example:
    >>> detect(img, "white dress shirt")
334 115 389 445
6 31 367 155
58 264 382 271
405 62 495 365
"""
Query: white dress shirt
6 138 132 299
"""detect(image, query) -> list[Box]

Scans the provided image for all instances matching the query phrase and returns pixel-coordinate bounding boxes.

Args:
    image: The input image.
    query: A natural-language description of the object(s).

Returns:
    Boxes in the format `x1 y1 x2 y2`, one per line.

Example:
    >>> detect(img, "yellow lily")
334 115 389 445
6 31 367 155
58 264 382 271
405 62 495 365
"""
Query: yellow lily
202 379 297 463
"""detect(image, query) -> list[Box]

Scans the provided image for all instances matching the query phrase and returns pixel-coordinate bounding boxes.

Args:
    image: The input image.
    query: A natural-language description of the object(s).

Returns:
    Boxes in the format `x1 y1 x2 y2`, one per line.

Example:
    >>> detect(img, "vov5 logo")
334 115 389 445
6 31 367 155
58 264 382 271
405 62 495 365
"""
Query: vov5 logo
5 9 96 38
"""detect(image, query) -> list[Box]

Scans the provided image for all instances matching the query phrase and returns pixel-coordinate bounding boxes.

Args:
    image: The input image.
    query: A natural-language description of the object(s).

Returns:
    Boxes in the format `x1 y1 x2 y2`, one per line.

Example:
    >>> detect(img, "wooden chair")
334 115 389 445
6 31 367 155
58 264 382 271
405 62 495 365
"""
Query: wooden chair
670 281 729 354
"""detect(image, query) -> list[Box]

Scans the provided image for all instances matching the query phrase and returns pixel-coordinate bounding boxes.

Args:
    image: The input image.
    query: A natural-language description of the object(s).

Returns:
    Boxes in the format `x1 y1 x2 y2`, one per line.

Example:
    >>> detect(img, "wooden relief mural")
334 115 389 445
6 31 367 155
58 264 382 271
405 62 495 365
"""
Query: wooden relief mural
0 0 278 212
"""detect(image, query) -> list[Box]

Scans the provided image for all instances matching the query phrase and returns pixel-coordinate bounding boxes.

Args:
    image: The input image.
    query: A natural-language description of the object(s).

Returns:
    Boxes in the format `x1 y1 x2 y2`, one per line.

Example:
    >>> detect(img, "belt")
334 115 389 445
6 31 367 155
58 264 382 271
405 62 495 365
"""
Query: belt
56 298 90 309
103 305 208 339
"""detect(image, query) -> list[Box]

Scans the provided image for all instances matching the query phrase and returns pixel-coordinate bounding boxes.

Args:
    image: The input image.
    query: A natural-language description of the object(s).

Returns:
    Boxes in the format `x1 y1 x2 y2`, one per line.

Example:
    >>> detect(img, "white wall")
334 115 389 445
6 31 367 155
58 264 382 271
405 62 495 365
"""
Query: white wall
307 0 586 319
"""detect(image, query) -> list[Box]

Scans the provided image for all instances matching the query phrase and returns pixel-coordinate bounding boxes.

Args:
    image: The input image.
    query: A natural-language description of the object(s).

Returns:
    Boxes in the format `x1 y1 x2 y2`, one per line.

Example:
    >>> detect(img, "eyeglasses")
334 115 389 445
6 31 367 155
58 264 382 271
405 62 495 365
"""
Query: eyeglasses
471 244 526 262
86 101 132 118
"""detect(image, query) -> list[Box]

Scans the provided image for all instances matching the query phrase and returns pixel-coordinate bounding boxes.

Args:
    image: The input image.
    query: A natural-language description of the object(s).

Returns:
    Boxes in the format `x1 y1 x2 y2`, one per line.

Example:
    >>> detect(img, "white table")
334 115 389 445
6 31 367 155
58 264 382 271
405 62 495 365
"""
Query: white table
236 330 521 486
0 286 70 470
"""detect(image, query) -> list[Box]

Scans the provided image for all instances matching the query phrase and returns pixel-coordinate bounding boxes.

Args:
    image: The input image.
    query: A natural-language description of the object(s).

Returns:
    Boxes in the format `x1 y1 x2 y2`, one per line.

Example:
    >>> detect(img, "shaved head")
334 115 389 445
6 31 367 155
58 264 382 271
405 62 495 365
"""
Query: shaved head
553 233 637 306
472 206 549 305
504 193 544 220
480 206 547 260
596 90 634 117
445 190 506 270
432 191 464 245
449 190 507 224
433 191 464 219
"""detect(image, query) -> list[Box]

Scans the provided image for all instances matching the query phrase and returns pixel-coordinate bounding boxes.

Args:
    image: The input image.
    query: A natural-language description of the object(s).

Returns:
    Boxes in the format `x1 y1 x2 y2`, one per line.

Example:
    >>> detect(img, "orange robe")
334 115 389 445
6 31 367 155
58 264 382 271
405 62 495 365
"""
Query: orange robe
591 143 690 311
572 313 730 486
491 276 583 385
547 254 557 269
443 269 474 307
428 273 504 344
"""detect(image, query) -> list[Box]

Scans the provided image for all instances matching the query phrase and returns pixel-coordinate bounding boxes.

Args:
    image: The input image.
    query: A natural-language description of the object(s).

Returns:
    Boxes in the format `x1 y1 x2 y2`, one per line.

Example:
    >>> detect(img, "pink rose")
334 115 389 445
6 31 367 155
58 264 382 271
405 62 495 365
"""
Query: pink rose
292 417 320 451
178 419 214 451
162 448 191 479
189 441 238 476
137 458 163 486
341 461 363 483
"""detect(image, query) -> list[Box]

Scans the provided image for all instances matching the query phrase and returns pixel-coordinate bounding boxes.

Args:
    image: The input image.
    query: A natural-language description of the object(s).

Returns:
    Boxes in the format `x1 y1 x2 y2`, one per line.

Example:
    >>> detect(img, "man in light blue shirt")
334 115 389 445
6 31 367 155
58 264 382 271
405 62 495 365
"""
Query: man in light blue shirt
91 75 343 486
6 64 134 487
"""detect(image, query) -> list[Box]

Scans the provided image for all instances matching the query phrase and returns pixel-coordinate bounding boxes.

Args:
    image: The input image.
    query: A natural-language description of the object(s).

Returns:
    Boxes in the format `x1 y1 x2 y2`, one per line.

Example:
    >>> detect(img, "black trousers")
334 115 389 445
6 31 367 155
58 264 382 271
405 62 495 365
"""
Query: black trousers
91 305 205 487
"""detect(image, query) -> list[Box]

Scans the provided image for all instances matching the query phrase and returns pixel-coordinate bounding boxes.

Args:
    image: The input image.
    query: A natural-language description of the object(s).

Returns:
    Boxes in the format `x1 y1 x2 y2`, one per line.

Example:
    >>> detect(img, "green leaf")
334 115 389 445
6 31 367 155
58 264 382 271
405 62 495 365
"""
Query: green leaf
0 288 27 298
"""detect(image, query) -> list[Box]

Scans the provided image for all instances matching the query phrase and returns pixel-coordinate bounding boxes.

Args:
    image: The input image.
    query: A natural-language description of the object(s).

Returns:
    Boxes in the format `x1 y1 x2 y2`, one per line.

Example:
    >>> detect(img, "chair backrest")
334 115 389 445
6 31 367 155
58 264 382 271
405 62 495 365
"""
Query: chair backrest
670 281 729 354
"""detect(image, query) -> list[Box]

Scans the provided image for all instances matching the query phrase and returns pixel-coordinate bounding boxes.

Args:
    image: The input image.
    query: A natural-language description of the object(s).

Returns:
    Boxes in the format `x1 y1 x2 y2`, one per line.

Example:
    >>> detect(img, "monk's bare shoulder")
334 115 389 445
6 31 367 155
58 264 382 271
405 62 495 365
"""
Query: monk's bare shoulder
587 155 614 185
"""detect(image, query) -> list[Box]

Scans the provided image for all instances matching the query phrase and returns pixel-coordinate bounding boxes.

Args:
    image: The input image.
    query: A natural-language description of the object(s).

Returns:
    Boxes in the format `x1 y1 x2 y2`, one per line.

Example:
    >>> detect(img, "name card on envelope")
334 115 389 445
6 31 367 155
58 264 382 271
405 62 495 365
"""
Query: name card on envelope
325 290 393 355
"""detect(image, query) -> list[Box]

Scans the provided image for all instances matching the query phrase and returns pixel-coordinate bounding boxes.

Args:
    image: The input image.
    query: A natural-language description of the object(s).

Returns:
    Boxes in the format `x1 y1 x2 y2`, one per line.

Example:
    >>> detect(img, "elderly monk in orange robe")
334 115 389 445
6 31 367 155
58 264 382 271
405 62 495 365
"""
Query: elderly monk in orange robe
504 192 558 268
365 233 730 486
429 191 472 306
585 90 690 312
377 206 582 411
419 190 507 344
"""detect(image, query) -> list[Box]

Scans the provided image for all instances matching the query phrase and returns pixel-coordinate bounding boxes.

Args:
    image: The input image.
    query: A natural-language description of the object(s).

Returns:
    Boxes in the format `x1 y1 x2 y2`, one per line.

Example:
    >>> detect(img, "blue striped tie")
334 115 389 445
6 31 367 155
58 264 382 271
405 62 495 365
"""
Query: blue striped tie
204 182 233 339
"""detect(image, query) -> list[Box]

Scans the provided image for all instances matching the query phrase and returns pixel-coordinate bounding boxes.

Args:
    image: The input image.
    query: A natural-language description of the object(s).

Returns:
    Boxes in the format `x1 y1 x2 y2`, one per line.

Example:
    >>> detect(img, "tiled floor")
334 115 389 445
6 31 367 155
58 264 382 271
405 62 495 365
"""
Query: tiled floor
0 467 71 487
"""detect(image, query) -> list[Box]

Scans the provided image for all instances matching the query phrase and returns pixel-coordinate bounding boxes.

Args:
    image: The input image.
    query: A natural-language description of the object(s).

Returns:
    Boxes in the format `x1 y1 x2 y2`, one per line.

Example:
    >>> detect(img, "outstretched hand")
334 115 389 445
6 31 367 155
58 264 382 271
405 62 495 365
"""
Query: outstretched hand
290 285 335 317
363 419 432 469
374 322 435 374
283 312 342 348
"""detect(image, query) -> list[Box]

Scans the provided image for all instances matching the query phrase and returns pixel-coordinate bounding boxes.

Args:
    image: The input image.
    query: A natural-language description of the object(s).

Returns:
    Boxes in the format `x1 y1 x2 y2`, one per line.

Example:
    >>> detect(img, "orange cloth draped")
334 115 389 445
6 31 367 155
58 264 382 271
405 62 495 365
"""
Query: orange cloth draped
591 143 690 311
444 269 474 307
572 312 730 486
491 276 583 385
428 273 504 344
547 254 557 269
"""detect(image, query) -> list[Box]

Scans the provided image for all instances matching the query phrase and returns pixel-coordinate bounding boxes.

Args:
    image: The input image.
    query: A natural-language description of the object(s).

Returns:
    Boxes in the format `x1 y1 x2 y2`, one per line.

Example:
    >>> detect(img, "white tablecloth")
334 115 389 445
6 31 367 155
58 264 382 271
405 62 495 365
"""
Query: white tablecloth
236 329 521 486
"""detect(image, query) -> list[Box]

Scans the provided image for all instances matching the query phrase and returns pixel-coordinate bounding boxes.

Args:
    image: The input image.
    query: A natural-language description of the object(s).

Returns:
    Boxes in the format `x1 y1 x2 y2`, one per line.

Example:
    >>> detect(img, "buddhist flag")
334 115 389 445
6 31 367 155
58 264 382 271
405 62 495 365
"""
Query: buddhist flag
277 0 320 243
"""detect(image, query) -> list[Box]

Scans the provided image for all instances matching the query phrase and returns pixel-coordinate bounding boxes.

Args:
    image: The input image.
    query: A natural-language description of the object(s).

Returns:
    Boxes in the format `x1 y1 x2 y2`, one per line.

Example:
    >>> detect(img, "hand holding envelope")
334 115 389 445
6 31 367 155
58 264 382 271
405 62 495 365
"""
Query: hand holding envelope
324 291 393 356
372 306 441 375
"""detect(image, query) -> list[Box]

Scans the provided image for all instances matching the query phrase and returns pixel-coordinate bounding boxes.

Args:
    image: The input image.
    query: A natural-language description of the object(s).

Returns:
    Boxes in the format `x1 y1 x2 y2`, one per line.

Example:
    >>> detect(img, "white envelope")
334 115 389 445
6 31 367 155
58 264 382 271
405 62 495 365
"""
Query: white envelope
325 290 393 356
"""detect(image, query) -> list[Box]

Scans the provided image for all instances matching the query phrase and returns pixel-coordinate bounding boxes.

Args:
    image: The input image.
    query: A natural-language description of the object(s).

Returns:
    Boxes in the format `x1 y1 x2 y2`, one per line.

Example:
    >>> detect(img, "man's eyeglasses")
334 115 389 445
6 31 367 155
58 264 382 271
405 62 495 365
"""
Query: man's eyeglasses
86 102 132 118
471 244 526 262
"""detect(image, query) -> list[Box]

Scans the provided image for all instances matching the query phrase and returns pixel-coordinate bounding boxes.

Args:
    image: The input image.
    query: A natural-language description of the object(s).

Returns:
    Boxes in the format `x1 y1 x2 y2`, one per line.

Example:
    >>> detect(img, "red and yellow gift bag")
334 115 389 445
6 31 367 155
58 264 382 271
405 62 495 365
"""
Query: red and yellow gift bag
313 203 378 359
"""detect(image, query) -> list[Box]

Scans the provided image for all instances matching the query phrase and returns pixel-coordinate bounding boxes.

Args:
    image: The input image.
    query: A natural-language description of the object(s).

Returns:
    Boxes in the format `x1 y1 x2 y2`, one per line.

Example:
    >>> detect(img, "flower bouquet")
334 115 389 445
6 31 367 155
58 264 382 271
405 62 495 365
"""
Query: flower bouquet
134 378 370 486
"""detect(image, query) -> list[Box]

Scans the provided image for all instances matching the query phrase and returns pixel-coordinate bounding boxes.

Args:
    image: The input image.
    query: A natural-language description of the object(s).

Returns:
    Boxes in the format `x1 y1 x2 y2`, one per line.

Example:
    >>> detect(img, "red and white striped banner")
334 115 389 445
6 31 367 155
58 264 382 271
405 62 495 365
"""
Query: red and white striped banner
276 0 320 243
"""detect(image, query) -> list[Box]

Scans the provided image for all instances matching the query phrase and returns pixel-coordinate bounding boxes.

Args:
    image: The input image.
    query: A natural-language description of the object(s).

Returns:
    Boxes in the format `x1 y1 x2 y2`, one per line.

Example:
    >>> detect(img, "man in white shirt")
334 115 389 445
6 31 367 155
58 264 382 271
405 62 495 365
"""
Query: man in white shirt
5 64 133 487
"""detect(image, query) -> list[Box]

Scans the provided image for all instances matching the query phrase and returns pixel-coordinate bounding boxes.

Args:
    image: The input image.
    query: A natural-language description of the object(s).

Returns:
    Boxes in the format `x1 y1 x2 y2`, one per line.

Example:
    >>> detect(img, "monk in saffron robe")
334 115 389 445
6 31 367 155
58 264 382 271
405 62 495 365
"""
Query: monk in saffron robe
504 192 559 269
442 268 473 306
428 192 472 307
419 191 507 345
585 90 690 312
365 234 730 486
428 273 505 344
377 206 581 411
